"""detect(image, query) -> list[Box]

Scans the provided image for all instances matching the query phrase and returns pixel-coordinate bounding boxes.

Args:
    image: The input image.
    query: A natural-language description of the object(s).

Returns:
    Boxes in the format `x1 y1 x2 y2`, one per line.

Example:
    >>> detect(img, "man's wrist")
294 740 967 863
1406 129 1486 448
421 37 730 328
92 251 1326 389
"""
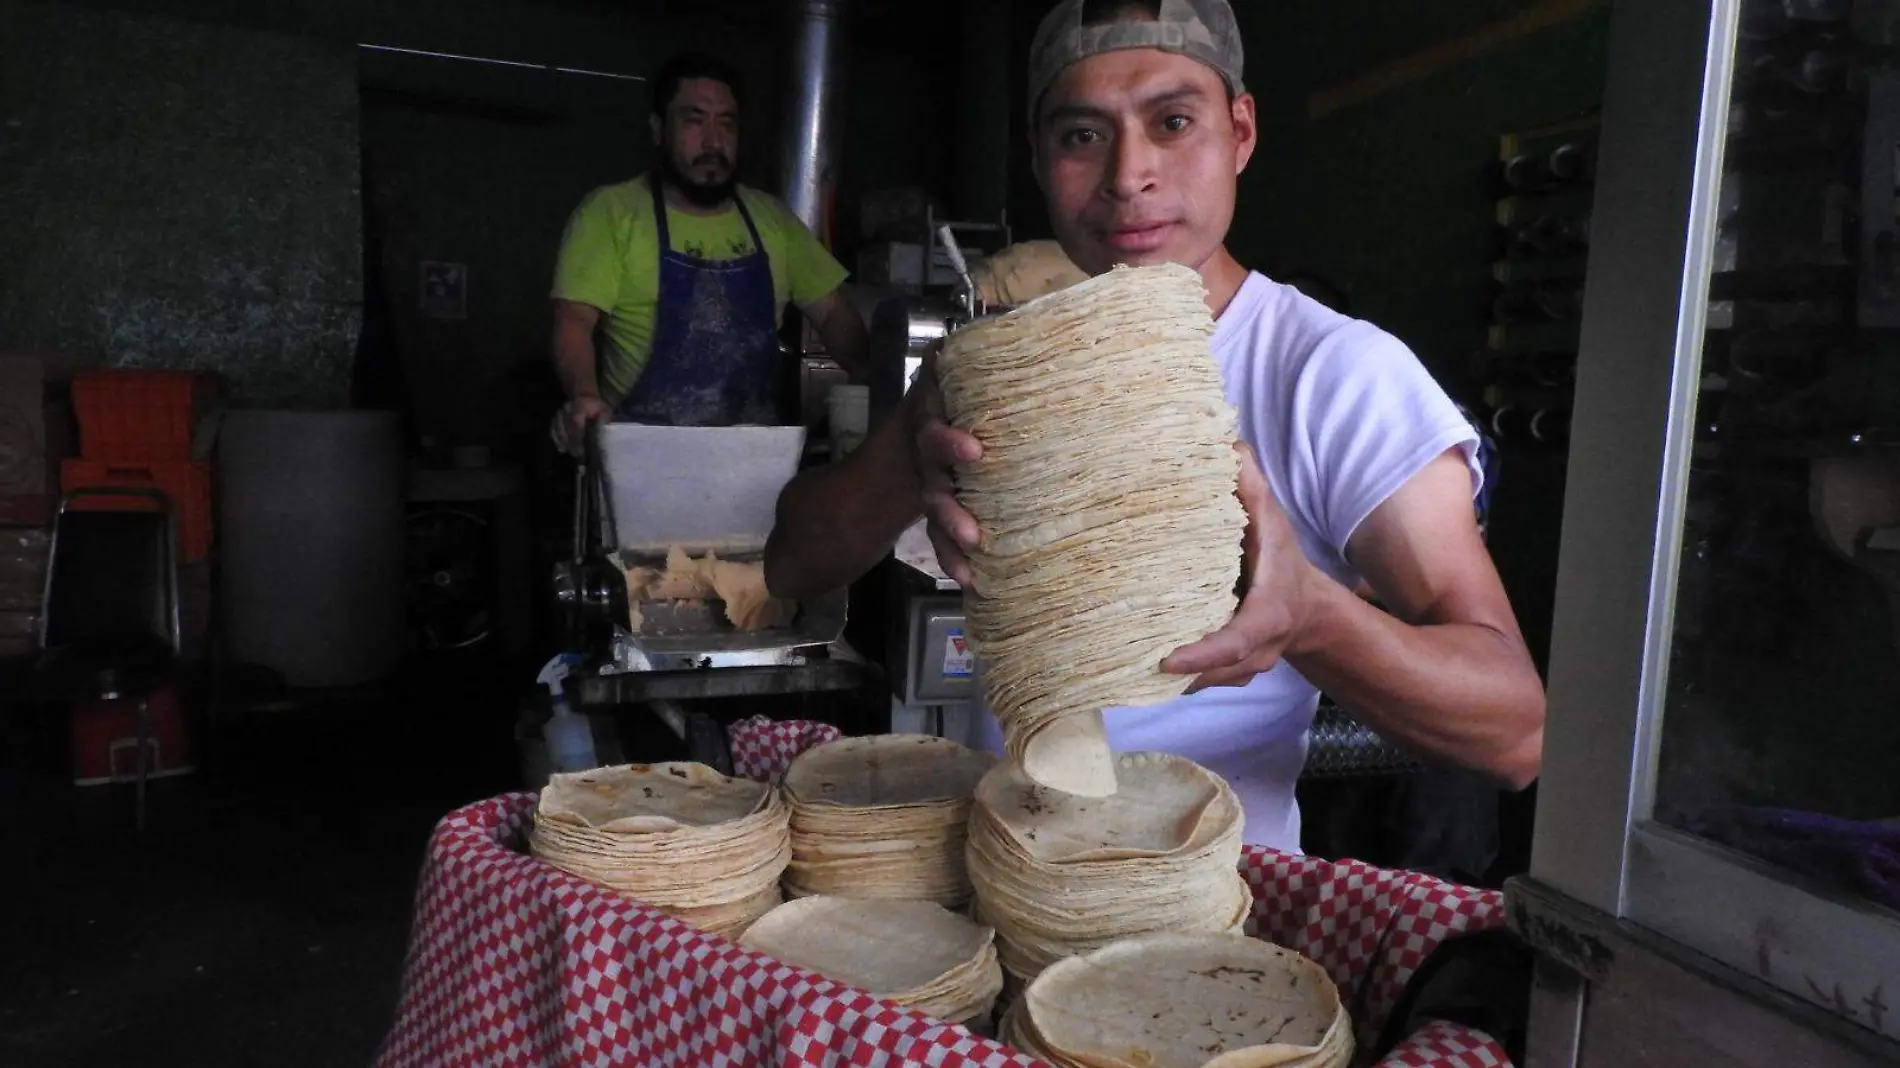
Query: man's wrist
1282 561 1342 663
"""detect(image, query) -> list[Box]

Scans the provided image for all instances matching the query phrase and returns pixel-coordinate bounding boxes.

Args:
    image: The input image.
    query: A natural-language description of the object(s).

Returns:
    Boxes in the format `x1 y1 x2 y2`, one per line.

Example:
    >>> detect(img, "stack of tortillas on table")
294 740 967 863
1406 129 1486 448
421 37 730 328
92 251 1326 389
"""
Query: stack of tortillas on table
782 734 997 906
998 932 1353 1068
966 752 1250 991
529 762 791 939
741 896 1005 1025
937 262 1245 798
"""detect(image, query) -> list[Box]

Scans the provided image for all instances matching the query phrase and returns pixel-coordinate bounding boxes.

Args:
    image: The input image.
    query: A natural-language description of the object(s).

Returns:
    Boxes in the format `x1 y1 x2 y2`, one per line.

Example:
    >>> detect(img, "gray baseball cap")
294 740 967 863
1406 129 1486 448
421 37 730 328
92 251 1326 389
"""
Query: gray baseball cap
1027 0 1246 124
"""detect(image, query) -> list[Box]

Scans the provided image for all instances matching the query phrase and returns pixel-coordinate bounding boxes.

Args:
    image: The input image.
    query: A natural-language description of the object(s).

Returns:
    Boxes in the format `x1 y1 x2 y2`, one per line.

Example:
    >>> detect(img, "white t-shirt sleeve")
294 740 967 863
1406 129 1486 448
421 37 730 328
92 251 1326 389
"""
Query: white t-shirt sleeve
1287 325 1482 564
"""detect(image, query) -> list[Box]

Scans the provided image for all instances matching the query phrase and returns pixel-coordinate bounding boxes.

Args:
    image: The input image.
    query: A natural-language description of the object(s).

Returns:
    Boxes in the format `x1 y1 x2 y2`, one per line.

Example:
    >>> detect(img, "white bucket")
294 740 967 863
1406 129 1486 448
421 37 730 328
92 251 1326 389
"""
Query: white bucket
828 384 870 458
218 409 408 687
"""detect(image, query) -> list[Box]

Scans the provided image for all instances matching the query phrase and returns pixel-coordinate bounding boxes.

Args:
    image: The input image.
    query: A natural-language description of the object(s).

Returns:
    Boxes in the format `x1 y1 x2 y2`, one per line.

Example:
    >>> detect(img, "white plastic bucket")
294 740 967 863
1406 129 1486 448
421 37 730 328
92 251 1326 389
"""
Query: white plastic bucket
828 384 870 458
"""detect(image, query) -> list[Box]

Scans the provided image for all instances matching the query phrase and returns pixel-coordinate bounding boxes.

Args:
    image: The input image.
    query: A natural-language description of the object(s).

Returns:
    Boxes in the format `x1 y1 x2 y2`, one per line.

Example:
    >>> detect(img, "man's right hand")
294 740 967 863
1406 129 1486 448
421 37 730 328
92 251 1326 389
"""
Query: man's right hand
906 343 984 587
551 395 613 457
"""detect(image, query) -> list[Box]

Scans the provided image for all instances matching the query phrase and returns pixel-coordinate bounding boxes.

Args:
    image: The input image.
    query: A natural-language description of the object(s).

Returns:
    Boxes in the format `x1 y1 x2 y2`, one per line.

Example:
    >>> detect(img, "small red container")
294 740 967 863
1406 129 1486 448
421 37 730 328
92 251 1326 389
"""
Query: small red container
59 458 214 562
70 681 195 786
71 370 214 462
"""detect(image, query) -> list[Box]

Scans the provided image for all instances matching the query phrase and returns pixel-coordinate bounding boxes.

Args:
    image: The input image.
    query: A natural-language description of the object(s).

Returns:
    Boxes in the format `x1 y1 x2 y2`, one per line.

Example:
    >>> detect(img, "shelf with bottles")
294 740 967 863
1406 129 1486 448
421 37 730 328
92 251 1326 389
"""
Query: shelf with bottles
1694 0 1900 470
1475 341 1575 449
1735 0 1871 98
1482 395 1573 449
1713 0 1880 334
1712 159 1859 275
1490 235 1590 287
1706 263 1860 304
1482 114 1600 459
1494 132 1598 197
1479 333 1900 461
1494 186 1593 266
1490 116 1599 287
1471 348 1576 392
1491 278 1585 323
1722 92 1864 171
1485 318 1580 357
1692 324 1900 459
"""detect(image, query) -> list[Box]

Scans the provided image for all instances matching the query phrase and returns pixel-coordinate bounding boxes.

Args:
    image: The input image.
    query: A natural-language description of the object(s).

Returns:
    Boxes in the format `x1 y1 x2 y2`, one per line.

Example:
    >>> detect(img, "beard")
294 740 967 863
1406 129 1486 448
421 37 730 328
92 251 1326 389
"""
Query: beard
659 150 736 208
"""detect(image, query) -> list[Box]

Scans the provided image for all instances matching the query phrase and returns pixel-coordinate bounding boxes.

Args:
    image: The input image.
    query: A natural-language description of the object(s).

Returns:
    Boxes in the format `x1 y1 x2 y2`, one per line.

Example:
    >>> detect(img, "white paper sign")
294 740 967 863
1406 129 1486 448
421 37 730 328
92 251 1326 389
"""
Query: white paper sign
942 628 973 679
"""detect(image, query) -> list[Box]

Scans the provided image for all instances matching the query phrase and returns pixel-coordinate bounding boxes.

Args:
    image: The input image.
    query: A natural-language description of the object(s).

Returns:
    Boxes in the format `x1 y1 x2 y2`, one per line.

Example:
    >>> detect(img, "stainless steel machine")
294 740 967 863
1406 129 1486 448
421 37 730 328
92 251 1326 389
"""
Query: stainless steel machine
864 227 999 742
552 423 871 767
886 518 977 740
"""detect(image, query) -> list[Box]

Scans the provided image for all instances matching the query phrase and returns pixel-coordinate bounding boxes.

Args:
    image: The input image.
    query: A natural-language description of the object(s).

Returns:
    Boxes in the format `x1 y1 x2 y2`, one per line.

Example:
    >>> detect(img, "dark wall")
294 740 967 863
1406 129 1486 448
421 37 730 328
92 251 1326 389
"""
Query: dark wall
21 0 786 83
353 3 960 454
838 30 964 251
1232 1 1610 397
0 0 362 406
1 0 960 445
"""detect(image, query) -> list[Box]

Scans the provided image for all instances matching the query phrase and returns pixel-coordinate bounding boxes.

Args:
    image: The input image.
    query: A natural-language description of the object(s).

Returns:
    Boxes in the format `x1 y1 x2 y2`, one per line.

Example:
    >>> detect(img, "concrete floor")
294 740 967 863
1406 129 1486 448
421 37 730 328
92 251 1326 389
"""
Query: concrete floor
0 653 528 1068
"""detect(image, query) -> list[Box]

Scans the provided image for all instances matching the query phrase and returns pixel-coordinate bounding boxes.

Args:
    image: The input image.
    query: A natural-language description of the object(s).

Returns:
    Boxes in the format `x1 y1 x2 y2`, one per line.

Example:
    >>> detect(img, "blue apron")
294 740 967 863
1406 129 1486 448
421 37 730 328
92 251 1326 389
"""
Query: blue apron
613 177 784 426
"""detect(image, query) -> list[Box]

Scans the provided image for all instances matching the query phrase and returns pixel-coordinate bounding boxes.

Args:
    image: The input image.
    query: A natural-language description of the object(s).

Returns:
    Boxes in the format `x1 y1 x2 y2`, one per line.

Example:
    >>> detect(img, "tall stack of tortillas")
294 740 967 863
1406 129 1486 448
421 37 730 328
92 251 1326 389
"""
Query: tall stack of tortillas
966 752 1250 990
782 734 996 906
998 933 1353 1068
529 762 791 939
741 896 1005 1025
937 262 1245 797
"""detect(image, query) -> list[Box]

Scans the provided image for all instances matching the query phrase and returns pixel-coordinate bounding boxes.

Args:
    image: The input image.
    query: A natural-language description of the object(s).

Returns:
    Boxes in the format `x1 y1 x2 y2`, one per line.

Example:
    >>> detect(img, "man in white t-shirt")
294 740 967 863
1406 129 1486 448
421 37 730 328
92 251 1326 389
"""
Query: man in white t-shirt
764 0 1545 850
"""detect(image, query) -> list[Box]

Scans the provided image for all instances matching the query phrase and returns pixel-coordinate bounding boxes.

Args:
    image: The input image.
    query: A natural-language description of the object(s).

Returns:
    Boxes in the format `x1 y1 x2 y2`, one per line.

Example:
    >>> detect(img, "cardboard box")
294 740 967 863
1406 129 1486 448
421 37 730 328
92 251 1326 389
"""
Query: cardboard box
0 607 40 660
0 374 76 525
0 549 48 611
0 356 47 496
0 527 48 554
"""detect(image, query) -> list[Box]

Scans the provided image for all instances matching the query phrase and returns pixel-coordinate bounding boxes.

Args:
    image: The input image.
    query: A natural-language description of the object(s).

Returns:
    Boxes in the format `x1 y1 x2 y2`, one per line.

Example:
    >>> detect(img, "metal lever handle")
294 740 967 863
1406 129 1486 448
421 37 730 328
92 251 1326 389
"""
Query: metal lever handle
936 224 978 320
571 458 589 566
936 223 971 279
580 423 621 560
572 424 610 565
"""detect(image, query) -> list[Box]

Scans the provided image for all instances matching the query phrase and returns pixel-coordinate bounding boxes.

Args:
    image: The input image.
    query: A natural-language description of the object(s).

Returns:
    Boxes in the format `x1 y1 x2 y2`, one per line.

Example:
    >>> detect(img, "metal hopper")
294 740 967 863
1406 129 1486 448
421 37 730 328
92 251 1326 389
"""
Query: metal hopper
581 423 849 671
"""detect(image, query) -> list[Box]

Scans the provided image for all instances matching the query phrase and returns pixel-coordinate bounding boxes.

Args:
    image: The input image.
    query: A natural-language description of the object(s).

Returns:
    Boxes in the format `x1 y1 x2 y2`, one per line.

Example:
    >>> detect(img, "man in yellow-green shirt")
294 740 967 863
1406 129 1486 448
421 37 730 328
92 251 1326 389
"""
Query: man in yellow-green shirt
548 51 868 451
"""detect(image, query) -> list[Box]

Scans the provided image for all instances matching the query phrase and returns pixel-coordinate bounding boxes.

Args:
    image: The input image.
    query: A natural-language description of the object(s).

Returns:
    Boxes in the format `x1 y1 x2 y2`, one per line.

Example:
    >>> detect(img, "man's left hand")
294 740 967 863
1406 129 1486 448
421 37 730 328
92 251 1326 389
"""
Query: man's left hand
1161 443 1322 693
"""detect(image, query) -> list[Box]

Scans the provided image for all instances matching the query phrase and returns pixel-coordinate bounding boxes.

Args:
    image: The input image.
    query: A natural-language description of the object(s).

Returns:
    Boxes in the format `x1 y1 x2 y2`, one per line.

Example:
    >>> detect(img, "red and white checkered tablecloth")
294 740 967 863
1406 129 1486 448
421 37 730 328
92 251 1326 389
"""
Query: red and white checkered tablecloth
375 717 1512 1068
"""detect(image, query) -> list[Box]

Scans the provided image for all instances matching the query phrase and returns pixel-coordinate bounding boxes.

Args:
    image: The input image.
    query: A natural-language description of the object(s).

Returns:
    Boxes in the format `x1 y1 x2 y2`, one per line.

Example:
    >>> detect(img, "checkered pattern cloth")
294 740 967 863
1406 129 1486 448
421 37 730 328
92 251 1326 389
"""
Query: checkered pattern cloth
374 719 1512 1068
728 715 842 784
1238 848 1510 1054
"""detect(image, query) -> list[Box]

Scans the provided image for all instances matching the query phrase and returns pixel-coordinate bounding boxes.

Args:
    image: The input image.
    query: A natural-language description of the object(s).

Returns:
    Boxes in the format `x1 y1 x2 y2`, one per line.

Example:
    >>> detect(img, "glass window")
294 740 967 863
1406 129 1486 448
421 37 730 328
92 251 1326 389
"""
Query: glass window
1655 0 1900 915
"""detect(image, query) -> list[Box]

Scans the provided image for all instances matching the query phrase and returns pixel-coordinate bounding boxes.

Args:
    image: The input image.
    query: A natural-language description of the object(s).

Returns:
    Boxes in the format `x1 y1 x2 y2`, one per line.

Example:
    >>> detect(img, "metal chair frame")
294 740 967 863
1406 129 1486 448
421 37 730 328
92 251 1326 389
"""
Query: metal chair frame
38 485 181 830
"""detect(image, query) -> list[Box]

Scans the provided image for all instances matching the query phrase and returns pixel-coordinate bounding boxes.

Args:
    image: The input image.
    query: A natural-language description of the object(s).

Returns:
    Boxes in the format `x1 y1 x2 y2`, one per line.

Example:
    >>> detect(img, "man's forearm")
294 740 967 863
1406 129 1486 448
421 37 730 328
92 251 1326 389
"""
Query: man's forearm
1287 579 1545 789
552 309 601 401
764 398 922 600
815 302 870 382
765 466 900 599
